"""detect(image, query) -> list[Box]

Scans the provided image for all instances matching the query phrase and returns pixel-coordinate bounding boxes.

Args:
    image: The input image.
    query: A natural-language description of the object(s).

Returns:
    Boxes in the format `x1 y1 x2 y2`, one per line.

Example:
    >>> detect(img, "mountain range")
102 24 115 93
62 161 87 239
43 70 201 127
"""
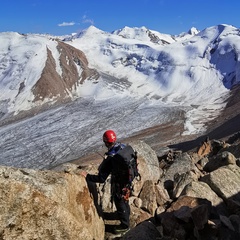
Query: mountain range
0 24 239 169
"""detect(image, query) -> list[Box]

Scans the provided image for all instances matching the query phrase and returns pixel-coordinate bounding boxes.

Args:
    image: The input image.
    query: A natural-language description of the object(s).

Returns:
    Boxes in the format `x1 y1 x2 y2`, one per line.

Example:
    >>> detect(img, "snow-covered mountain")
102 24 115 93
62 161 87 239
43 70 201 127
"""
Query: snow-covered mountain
0 24 240 169
0 32 99 118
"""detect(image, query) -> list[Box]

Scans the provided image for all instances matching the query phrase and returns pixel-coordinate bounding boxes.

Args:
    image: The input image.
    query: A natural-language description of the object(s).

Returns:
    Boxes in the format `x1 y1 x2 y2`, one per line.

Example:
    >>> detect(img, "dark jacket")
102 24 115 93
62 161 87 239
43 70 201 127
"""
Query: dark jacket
86 142 126 184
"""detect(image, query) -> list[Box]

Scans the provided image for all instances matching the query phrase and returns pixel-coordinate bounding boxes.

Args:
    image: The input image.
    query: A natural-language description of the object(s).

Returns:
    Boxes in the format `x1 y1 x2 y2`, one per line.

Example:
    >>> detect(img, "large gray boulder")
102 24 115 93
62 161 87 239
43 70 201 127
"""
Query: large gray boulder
123 220 162 240
129 141 162 196
180 180 228 216
203 151 237 172
160 152 201 193
201 165 240 201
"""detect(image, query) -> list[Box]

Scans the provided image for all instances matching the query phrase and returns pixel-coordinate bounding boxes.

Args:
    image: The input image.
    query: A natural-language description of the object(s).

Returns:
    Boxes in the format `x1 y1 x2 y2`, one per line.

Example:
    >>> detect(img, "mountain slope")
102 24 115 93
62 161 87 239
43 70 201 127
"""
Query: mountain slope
0 24 240 169
67 24 239 101
66 24 240 133
33 41 99 101
0 32 99 123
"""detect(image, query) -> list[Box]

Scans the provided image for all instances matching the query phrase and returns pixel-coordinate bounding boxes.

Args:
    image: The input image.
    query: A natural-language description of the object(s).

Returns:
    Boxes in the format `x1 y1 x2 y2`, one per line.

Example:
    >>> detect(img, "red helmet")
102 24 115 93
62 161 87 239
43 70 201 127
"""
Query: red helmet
103 130 117 143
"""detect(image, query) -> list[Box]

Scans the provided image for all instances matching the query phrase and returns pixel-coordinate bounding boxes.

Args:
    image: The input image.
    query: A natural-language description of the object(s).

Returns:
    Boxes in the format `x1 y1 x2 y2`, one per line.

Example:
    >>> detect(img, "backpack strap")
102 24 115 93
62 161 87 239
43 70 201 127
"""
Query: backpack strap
106 142 125 157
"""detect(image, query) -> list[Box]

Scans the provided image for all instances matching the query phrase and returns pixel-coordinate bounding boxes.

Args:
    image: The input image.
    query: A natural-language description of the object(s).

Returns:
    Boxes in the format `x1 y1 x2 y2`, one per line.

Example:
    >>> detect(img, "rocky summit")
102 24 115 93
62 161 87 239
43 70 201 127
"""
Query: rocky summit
0 132 240 240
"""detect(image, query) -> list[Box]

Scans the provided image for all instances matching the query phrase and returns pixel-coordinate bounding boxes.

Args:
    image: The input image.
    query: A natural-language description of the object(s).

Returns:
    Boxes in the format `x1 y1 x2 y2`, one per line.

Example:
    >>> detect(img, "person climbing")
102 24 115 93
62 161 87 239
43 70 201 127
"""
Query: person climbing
80 129 138 235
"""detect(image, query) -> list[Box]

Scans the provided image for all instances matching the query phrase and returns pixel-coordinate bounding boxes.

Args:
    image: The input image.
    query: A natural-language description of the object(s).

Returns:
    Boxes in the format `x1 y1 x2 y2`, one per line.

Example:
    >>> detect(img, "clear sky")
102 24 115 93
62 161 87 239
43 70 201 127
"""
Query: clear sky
1 0 240 36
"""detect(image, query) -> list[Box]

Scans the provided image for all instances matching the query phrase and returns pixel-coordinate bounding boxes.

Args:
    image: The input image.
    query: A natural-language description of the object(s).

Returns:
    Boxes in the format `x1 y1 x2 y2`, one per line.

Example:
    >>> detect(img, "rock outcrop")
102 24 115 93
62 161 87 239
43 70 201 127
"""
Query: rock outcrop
32 41 99 102
0 166 104 240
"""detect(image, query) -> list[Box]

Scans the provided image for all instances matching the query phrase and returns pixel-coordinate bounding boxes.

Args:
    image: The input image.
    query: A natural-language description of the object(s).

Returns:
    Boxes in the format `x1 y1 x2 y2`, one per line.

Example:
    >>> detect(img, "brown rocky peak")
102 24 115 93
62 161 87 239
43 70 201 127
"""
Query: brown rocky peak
32 41 99 102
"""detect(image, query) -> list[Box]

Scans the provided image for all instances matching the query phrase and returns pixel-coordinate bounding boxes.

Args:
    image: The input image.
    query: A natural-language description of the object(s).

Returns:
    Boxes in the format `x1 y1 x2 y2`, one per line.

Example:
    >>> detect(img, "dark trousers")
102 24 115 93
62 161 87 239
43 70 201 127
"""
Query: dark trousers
113 194 130 228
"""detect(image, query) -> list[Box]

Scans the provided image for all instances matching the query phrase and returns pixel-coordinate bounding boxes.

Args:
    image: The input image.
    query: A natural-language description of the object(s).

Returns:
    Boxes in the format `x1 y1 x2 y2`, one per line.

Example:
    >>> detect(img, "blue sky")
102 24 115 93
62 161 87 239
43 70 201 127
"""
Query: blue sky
1 0 240 36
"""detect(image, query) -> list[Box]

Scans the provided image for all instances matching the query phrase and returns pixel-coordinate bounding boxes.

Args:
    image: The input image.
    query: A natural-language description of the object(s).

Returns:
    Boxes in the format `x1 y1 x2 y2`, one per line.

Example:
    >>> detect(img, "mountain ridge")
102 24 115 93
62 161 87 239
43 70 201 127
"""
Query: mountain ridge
1 24 239 120
0 24 240 169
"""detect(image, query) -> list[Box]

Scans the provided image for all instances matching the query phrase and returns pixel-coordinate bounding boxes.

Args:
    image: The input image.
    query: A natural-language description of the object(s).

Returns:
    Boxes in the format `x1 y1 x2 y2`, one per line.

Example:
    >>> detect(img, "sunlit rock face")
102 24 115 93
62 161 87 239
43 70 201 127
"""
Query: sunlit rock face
0 166 104 240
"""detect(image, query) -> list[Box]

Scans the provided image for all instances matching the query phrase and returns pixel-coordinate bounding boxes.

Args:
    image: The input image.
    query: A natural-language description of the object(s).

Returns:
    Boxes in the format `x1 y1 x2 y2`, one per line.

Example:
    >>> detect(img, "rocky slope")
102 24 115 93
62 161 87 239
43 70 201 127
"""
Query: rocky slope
1 133 240 240
73 134 240 240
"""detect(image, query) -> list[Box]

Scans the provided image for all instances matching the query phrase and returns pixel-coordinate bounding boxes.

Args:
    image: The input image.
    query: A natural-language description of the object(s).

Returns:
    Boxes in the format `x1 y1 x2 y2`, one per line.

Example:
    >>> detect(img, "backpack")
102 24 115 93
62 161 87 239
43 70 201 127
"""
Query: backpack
112 144 141 186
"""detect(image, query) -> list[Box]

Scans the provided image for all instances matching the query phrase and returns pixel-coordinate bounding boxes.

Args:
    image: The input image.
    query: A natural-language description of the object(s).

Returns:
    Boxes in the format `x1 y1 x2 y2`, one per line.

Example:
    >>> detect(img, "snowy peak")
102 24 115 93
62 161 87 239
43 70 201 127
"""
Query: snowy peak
112 26 175 45
65 25 105 41
83 25 105 35
198 24 239 39
176 27 200 41
187 27 199 35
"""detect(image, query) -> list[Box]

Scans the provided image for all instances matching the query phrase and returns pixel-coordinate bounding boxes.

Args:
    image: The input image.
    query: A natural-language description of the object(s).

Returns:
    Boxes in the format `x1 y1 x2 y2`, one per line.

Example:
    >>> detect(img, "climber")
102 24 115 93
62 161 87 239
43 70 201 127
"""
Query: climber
80 129 134 235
